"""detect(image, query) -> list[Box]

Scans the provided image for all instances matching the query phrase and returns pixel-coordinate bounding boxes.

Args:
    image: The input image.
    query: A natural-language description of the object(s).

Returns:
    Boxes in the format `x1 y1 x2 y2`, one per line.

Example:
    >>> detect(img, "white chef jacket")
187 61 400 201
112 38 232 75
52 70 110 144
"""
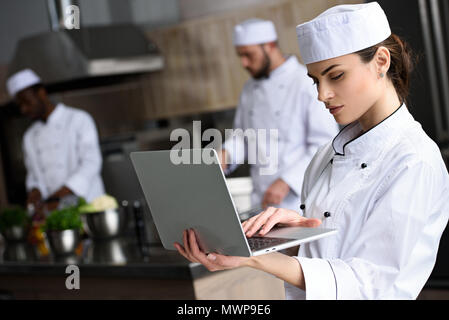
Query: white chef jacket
223 56 338 210
22 103 105 203
285 104 449 300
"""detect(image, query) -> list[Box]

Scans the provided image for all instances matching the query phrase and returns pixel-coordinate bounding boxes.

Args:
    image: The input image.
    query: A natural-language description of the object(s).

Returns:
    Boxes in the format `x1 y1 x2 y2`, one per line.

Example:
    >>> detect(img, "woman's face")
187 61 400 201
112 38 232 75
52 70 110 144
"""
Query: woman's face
306 53 382 125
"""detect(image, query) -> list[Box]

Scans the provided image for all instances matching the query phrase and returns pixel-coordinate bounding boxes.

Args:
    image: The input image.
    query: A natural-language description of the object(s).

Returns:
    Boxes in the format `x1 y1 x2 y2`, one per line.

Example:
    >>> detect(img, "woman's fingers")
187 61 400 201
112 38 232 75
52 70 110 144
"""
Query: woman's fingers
175 233 199 263
245 207 277 237
182 229 190 252
185 229 227 271
242 215 258 233
257 210 284 236
188 228 205 258
183 229 200 263
174 242 189 260
176 229 251 272
174 229 204 264
244 208 323 237
242 213 261 233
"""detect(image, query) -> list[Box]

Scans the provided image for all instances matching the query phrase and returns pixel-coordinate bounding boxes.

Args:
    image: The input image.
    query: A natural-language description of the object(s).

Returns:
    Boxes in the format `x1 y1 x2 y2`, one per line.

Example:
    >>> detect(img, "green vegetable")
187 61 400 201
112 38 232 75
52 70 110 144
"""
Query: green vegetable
78 203 96 214
77 197 87 208
41 198 86 232
0 206 30 232
78 194 118 214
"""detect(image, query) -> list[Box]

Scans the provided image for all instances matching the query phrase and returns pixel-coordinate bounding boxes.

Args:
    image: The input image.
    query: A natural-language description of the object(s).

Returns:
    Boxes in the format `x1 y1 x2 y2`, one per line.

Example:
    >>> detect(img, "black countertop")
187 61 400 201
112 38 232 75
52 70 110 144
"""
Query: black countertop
0 235 208 280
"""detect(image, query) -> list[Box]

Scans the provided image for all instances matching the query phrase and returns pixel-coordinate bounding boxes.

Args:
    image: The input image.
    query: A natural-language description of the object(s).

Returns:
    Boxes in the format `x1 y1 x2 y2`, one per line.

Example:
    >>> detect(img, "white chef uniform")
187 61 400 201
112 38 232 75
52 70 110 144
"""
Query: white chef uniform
284 105 449 299
223 55 338 210
22 103 105 203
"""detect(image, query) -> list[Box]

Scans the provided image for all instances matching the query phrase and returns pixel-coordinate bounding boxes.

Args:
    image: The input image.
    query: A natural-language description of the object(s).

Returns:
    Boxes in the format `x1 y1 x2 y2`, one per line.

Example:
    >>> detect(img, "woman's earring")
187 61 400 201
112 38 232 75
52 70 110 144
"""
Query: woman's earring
379 72 385 78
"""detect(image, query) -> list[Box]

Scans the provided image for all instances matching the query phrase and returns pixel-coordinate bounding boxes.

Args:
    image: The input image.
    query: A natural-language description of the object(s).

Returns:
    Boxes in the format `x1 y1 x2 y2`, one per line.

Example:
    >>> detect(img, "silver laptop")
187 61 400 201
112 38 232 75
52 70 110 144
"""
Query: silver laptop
130 149 337 257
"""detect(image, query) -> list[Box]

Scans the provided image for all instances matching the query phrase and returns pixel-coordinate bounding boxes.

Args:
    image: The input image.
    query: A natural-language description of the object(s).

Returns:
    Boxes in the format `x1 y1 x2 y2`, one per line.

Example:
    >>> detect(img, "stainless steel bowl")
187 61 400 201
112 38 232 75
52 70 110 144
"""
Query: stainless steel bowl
1 225 29 242
3 242 36 261
46 229 80 256
81 208 127 239
85 238 129 265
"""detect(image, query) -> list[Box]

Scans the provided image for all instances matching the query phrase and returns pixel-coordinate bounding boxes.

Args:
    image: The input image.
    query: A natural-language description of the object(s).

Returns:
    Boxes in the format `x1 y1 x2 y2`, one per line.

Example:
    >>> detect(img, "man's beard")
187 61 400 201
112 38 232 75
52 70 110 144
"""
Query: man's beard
250 47 271 80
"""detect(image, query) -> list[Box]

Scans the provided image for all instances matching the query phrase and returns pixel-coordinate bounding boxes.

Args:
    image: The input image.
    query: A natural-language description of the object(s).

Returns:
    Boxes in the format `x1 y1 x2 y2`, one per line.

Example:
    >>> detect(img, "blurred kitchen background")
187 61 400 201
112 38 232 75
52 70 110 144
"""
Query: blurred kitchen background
0 0 448 299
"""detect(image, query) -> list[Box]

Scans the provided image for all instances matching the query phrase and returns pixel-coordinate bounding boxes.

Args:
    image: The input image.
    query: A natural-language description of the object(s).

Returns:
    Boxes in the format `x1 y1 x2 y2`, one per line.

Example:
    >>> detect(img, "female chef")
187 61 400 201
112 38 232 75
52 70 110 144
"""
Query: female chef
174 2 449 299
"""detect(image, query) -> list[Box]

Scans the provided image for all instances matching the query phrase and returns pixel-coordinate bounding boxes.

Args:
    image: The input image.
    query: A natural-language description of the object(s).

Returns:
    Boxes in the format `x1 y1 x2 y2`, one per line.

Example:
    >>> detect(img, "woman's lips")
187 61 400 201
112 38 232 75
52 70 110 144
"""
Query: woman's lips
328 105 344 115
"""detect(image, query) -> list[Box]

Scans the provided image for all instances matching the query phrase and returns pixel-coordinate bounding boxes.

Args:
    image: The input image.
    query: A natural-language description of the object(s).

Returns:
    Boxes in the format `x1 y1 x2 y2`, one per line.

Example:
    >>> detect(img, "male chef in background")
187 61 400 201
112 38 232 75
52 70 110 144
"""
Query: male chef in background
219 19 338 211
6 69 105 217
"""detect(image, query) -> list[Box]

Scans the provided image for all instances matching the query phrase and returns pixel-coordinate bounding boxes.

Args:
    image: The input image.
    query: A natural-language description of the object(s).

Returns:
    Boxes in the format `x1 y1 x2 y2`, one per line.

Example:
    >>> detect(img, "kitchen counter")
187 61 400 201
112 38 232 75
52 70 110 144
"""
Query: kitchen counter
0 235 285 299
0 235 208 299
0 235 207 279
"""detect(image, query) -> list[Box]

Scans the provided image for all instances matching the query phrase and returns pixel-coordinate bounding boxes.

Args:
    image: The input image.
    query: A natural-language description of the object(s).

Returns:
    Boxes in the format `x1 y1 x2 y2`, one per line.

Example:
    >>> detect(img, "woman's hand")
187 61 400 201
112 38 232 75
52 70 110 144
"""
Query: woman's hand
242 207 322 237
174 229 250 272
174 228 307 289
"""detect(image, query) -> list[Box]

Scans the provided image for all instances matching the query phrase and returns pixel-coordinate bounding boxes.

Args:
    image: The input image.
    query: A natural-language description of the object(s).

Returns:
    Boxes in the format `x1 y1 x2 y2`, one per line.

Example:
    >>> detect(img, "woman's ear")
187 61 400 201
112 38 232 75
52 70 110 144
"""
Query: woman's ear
374 46 391 78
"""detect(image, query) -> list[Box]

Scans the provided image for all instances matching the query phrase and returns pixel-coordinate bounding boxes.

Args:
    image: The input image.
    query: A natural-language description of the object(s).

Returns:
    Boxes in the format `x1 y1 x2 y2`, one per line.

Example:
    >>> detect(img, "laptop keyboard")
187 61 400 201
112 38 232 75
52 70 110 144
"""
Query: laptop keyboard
247 236 293 251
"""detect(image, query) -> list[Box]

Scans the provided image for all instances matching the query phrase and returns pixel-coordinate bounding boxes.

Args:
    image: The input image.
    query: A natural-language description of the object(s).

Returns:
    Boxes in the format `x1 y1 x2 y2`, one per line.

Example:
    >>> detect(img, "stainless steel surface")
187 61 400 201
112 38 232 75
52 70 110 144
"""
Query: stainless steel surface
418 0 449 143
81 208 127 239
7 25 164 86
46 229 80 255
84 238 129 265
3 242 36 262
47 0 79 31
1 225 29 242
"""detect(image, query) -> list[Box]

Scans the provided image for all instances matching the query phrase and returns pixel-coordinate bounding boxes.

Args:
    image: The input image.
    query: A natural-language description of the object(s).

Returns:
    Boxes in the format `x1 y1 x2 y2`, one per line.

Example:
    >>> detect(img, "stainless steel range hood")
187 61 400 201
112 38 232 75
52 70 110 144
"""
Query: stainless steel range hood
7 0 164 86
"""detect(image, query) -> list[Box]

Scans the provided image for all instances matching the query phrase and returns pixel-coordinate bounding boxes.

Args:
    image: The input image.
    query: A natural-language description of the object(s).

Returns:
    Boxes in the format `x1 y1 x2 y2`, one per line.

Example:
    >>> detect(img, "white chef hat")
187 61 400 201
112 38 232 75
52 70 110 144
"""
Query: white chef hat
6 68 42 98
233 19 278 46
296 2 391 64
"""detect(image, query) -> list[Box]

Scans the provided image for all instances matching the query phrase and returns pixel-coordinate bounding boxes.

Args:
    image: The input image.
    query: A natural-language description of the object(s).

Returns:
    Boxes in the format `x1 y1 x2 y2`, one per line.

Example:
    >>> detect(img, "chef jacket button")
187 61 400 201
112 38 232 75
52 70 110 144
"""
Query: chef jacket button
361 163 367 169
300 204 305 210
324 211 331 218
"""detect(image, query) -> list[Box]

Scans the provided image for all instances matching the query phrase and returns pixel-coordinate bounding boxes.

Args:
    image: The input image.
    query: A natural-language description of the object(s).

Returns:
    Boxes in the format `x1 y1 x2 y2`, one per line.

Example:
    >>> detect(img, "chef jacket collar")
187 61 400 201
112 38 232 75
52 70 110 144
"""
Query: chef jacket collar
332 104 413 161
45 103 66 126
270 55 300 79
254 55 300 84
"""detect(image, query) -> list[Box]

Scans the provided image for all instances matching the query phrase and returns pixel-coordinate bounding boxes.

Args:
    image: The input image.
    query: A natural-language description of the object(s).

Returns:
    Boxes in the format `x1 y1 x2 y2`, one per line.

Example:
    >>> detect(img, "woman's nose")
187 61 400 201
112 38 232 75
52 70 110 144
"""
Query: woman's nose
317 83 334 103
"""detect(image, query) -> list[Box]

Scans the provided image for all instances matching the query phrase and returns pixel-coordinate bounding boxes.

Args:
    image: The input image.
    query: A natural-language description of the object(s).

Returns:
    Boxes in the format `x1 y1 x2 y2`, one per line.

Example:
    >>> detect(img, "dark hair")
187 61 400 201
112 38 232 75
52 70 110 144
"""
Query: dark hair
355 34 416 104
29 83 44 93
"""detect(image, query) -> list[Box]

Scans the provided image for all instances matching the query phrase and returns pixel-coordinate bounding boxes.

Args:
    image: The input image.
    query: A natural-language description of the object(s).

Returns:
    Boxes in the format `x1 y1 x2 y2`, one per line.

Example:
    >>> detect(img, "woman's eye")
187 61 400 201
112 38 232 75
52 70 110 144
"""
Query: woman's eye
331 72 344 81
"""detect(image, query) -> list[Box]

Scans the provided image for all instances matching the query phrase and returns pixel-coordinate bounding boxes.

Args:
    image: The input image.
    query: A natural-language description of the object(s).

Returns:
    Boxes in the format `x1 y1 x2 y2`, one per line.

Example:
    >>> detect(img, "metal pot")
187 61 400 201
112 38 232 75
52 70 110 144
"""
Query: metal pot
85 238 129 265
3 242 36 261
81 208 127 239
46 228 80 256
1 225 29 242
